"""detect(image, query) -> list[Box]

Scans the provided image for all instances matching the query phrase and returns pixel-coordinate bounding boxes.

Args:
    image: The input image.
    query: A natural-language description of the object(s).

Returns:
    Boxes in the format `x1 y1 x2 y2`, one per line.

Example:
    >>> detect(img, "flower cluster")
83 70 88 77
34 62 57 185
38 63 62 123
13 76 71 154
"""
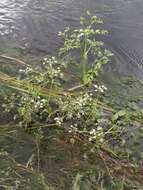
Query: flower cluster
42 56 65 77
94 84 107 93
89 126 104 143
42 56 57 65
59 92 93 120
20 95 49 111
2 93 17 113
19 67 32 74
54 117 63 126
18 57 65 88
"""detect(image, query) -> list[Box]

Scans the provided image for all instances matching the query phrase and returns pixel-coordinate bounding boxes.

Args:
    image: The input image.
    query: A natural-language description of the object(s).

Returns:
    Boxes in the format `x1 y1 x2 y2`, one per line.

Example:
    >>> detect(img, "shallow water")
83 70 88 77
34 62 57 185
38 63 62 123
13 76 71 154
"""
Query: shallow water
0 1 143 189
0 0 143 77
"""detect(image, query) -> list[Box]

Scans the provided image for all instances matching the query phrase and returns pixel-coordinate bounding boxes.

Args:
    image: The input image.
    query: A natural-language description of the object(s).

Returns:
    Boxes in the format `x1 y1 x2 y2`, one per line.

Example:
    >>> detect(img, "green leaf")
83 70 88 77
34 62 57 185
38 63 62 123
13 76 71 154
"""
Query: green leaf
112 110 126 122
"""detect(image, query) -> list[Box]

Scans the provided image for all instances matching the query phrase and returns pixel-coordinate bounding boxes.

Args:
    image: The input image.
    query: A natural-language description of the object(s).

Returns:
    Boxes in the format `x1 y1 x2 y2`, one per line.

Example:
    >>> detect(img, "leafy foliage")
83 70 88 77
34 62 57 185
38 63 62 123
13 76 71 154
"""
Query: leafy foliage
0 11 143 190
59 11 113 84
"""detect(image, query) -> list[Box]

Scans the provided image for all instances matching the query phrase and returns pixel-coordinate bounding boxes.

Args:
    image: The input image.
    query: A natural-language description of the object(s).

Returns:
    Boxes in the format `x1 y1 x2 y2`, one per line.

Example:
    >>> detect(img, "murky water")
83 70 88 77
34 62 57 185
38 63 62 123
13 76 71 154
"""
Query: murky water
0 0 143 78
1 1 143 189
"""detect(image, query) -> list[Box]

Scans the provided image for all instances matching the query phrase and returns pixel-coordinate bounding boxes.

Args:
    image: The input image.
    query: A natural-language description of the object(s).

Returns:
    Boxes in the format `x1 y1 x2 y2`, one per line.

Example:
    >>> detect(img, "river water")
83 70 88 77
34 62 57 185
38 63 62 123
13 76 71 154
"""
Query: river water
0 0 143 78
1 1 143 188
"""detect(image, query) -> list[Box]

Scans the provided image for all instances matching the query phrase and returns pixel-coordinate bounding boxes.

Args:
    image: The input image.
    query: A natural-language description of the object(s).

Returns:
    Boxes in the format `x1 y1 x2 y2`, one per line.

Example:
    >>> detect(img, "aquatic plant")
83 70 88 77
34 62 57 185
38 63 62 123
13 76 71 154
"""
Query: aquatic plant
59 11 113 84
0 11 143 189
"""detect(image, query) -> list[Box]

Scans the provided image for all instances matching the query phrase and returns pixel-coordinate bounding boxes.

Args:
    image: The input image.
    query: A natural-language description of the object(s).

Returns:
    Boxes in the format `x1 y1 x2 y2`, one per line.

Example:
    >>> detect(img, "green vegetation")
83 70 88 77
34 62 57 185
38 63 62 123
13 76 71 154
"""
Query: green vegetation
0 11 143 189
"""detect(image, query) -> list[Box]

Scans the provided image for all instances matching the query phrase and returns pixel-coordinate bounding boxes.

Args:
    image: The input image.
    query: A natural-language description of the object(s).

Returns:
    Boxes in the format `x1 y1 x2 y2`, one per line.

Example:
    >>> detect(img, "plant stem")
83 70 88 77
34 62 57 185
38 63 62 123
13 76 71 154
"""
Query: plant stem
81 34 88 84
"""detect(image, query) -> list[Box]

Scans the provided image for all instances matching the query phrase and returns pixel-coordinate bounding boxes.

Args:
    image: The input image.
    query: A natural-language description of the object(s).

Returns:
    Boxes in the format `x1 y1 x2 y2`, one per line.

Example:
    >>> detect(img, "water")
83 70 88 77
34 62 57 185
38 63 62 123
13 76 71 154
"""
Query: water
0 1 143 189
1 0 143 77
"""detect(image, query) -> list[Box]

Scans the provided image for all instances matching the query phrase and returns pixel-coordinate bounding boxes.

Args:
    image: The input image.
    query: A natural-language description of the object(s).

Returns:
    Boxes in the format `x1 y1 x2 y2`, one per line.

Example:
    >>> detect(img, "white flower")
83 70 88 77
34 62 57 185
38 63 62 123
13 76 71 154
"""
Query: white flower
89 129 96 135
54 117 63 126
77 113 81 118
89 137 92 142
58 31 62 36
83 153 88 160
37 101 40 105
95 29 100 34
41 99 46 102
40 103 44 108
97 126 102 131
90 148 95 153
26 67 32 72
101 85 107 91
68 129 72 133
34 105 38 109
13 115 17 120
98 87 104 93
19 69 24 73
57 67 60 71
43 58 48 61
60 73 64 78
78 33 84 38
99 138 104 143
94 84 98 88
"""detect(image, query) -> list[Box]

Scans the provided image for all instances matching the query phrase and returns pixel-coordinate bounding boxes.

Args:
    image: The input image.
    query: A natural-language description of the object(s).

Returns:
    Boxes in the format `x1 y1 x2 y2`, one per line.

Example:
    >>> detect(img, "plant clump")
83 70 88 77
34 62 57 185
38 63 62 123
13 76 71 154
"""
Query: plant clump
1 11 143 190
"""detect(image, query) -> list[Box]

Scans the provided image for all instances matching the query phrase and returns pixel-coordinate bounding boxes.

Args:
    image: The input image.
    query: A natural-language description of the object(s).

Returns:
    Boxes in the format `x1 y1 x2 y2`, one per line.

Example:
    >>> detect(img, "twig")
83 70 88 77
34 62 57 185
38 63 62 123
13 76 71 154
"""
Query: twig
68 84 87 92
0 54 29 66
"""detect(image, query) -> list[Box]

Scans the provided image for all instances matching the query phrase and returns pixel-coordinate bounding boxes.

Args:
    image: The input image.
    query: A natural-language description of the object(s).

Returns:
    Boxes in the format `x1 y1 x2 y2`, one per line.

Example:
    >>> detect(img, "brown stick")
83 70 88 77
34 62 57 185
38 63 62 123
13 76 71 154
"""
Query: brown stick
0 54 29 66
